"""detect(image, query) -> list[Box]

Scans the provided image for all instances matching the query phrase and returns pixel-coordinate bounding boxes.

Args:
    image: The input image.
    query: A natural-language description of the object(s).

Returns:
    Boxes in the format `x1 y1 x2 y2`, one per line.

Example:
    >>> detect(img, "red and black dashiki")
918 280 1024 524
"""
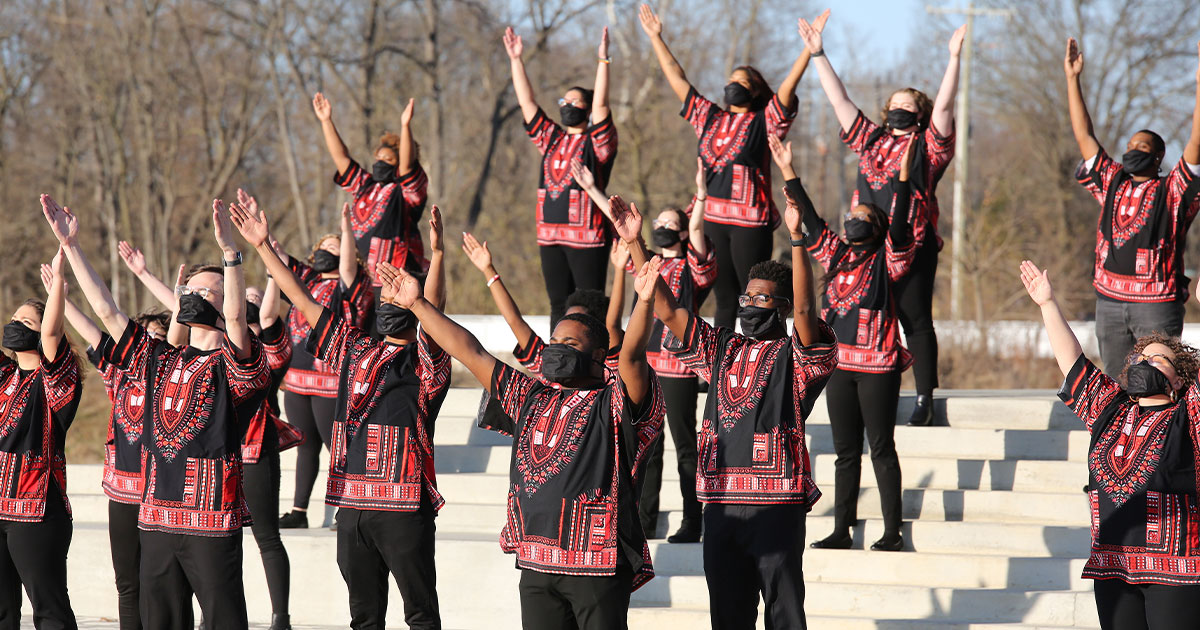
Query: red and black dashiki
1060 354 1200 585
89 333 148 504
307 308 451 512
665 314 837 505
283 257 373 398
795 177 916 374
0 348 81 522
241 321 304 464
681 87 796 228
1076 151 1200 303
335 160 430 280
625 238 717 379
840 110 955 248
484 362 664 589
525 108 618 248
104 320 270 536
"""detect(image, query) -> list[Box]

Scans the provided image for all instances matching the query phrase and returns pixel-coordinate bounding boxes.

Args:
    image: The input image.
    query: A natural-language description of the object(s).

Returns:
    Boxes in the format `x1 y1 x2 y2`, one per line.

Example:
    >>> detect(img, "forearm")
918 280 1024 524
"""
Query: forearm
260 277 281 329
776 50 813 109
339 226 357 287
618 295 653 405
592 58 610 121
63 299 103 350
321 119 352 174
488 276 536 349
254 242 322 326
399 121 415 176
135 269 177 311
649 36 691 103
791 241 820 346
1185 82 1200 165
607 269 626 346
688 199 707 255
582 185 611 215
1041 298 1084 377
424 251 446 310
222 255 251 359
1066 77 1100 159
409 297 498 388
510 58 540 123
812 56 858 132
62 243 129 337
41 271 67 361
931 52 961 133
625 236 649 270
651 276 689 340
166 314 188 347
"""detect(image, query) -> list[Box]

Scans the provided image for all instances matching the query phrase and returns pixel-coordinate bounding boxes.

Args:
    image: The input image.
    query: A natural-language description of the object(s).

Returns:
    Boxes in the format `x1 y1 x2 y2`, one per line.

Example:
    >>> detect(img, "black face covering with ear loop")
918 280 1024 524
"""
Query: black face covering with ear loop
886 108 919 129
723 82 752 107
2 321 39 352
310 250 340 273
1126 361 1172 398
176 294 222 329
372 160 396 183
1121 149 1158 175
541 344 596 383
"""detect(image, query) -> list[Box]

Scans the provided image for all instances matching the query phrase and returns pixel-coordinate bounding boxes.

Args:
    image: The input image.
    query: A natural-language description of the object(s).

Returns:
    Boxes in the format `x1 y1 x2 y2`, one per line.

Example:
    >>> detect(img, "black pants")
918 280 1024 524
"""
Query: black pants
539 243 610 329
1094 298 1186 380
0 491 76 630
894 236 939 395
704 221 774 330
139 530 245 630
518 566 632 630
284 390 336 510
703 503 807 630
639 376 702 536
336 505 440 630
108 500 141 630
1094 578 1200 629
243 445 290 616
825 368 903 535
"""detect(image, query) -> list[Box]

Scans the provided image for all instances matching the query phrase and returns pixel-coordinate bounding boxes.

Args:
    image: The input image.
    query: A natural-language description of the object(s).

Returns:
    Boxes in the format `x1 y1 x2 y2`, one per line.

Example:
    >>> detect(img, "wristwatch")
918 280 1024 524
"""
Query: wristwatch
223 251 243 267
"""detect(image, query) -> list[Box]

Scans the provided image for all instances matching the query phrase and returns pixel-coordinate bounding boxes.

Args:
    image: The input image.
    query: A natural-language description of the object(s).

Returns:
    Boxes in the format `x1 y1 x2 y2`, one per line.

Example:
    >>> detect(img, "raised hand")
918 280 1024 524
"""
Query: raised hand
797 17 823 55
767 134 794 172
228 199 271 248
948 24 967 57
312 92 333 122
570 158 596 190
810 8 831 34
40 248 67 294
117 241 146 275
782 186 804 238
607 194 644 243
638 4 662 38
39 264 54 294
428 205 444 253
1019 260 1055 306
236 188 259 217
172 264 186 308
1064 38 1083 78
40 194 79 246
401 98 415 127
610 239 630 270
461 232 494 274
212 199 238 252
633 256 663 302
376 261 421 307
503 27 523 59
599 26 609 60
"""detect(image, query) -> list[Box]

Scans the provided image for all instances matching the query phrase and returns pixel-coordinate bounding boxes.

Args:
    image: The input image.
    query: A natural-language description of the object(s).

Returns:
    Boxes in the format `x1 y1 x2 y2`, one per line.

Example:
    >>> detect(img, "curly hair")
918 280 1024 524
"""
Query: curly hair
134 310 171 334
376 131 401 156
558 312 609 354
748 260 792 302
565 289 608 320
1120 332 1200 393
881 87 934 130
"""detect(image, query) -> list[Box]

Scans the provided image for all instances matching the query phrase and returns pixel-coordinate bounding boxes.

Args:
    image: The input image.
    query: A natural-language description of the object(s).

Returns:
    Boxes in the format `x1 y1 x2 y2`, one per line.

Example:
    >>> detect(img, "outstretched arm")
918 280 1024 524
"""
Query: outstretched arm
40 258 102 350
930 25 966 134
260 276 282 330
312 92 353 175
777 10 830 109
688 158 708 256
165 264 188 348
570 159 613 218
1020 260 1083 378
620 259 659 406
424 206 446 310
212 200 251 359
1063 38 1101 160
41 195 130 338
337 202 358 287
381 264 499 390
399 98 417 176
462 232 536 349
638 4 691 103
593 27 611 122
609 195 649 269
797 16 858 132
40 248 68 361
118 240 176 310
1185 41 1200 166
780 172 820 346
607 240 629 348
503 28 541 124
229 199 324 328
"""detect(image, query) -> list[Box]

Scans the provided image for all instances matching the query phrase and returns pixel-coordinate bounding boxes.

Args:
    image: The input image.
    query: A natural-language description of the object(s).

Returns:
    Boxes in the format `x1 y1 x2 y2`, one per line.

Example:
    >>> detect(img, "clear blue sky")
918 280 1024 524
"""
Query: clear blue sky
821 0 920 58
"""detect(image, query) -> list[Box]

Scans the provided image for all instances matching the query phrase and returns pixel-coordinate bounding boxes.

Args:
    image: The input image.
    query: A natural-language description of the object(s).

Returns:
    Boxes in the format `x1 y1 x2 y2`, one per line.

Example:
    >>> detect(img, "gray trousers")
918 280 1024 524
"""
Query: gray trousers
1095 297 1185 379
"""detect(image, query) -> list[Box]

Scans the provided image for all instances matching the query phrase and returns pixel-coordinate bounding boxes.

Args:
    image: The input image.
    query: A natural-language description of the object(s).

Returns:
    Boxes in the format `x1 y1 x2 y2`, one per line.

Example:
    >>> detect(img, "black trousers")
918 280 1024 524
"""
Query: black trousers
518 566 632 630
139 530 245 630
108 500 141 630
1094 578 1200 630
336 505 440 630
539 243 610 329
824 368 903 535
0 491 76 630
284 390 336 510
704 221 774 330
703 503 807 630
639 376 702 536
243 445 290 616
894 236 939 395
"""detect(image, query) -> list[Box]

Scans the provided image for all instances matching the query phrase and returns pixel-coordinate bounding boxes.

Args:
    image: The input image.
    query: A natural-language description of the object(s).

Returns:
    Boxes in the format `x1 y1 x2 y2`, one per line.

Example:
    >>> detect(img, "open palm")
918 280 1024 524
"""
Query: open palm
1019 261 1054 306
40 194 79 245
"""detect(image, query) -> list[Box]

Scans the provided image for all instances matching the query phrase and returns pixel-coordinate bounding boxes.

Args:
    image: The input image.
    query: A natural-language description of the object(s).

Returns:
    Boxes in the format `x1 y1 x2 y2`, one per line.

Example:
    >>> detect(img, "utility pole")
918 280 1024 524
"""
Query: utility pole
925 3 1011 320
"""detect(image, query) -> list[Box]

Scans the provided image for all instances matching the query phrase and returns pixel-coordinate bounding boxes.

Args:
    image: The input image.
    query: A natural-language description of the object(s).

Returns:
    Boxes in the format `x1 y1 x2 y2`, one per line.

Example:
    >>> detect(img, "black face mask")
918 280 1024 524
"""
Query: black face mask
375 303 416 337
372 160 396 182
886 108 919 130
737 305 782 339
176 293 223 329
1126 361 1172 398
2 321 39 353
245 301 261 327
559 104 588 128
652 227 682 248
311 250 340 273
723 82 752 107
541 343 596 384
1122 149 1159 175
844 218 876 243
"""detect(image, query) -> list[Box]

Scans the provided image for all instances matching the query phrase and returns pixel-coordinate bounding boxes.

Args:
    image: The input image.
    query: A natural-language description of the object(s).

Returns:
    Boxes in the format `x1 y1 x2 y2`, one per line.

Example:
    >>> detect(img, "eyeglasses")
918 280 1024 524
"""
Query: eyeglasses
652 219 681 230
1130 352 1177 371
557 97 585 108
738 294 789 308
174 285 216 299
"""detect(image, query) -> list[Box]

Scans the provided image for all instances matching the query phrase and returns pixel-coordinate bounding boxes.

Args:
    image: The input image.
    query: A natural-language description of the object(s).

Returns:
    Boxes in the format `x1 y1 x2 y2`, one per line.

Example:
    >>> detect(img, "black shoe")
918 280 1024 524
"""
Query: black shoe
269 614 292 630
810 531 853 549
278 510 309 529
666 520 701 543
907 394 934 426
870 533 905 552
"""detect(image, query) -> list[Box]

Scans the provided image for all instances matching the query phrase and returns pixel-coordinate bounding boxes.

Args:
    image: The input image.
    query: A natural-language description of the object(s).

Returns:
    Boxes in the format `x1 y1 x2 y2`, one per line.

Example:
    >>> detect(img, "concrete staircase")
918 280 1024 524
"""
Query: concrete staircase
27 388 1100 629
